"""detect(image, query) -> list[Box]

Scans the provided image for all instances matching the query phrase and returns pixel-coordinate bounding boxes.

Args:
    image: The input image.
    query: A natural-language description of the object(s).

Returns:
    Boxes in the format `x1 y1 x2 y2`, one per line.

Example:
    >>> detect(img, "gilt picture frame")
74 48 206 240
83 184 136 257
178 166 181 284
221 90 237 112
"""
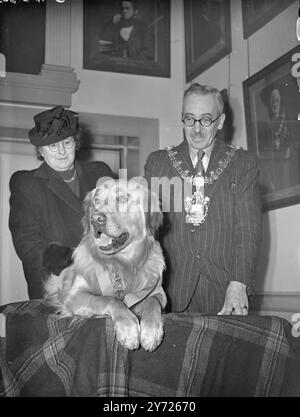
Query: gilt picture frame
184 0 232 83
83 0 170 78
242 0 295 39
243 46 300 212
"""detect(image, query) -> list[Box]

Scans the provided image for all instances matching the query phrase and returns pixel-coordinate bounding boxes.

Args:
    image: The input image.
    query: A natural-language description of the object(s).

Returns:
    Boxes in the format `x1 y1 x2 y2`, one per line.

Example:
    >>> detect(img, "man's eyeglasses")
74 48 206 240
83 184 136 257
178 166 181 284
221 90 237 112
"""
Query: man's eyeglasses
182 113 223 128
47 137 75 152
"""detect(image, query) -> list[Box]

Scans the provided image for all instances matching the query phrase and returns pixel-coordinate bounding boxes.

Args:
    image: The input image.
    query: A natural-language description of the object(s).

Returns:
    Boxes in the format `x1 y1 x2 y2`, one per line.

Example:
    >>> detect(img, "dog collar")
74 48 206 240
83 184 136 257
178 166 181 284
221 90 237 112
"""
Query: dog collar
94 262 160 308
112 272 125 301
112 271 160 308
123 280 160 309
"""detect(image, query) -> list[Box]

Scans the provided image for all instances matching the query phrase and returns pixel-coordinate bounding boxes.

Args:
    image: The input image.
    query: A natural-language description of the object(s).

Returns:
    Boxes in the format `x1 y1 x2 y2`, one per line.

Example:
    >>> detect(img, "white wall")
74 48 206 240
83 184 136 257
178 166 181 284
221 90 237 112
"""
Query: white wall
0 139 39 305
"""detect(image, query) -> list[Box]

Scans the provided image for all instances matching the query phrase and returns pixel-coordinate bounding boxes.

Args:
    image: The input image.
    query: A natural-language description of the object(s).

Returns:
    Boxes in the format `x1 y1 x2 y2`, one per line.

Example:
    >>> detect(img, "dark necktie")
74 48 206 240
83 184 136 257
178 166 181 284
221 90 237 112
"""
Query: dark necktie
194 149 205 175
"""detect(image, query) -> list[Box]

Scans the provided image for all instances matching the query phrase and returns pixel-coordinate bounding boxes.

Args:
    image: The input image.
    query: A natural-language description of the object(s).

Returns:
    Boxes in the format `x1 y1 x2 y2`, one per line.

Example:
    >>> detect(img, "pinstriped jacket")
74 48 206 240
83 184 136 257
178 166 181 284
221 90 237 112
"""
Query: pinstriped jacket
144 138 262 313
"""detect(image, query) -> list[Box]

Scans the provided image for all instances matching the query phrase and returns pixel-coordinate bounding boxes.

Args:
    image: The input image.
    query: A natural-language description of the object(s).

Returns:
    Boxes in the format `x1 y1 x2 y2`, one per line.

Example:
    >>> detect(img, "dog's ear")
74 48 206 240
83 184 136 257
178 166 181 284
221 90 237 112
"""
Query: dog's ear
81 189 95 235
146 210 163 236
126 176 163 235
146 189 163 236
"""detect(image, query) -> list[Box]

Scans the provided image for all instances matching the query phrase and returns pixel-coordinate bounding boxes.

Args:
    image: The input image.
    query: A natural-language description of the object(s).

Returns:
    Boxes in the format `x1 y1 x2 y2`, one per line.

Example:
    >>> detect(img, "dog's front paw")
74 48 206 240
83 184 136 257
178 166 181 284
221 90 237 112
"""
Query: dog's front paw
113 311 140 350
140 314 164 352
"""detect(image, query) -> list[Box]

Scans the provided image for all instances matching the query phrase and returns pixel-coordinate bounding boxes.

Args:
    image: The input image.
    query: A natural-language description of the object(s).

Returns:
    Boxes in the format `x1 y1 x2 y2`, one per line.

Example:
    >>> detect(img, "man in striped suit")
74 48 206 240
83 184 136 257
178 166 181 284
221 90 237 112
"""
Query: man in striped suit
144 84 262 315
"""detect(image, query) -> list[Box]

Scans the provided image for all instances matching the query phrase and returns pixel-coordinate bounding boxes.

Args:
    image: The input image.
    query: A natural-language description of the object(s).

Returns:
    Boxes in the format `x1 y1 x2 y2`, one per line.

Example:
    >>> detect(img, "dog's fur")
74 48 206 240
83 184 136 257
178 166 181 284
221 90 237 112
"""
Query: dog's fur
44 178 167 351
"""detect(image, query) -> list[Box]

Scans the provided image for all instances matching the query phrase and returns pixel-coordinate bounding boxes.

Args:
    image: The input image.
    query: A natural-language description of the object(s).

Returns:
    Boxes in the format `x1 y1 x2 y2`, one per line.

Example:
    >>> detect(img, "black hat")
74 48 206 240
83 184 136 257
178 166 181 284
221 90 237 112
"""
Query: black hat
28 106 79 146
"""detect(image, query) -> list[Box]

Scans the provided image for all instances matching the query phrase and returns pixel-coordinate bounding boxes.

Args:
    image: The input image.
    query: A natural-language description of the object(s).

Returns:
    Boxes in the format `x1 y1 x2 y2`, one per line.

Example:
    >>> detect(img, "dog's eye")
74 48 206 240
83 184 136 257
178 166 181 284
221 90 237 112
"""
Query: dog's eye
97 215 105 223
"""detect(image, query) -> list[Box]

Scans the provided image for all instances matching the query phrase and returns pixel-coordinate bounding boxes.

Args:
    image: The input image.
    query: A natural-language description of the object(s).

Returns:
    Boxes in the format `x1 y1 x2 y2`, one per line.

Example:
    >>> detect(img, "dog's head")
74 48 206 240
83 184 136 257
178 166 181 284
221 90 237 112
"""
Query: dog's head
82 178 162 259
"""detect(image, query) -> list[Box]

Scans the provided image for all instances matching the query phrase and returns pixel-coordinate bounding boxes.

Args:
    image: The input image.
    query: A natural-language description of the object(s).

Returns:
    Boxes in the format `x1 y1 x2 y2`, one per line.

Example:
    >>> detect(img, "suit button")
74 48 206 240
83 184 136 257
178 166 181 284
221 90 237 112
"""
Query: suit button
196 253 201 259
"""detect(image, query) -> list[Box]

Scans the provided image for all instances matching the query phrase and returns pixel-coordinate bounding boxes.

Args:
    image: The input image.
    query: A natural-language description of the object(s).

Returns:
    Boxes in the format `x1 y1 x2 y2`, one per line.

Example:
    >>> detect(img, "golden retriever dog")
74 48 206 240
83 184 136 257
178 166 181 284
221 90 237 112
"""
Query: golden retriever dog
44 178 167 351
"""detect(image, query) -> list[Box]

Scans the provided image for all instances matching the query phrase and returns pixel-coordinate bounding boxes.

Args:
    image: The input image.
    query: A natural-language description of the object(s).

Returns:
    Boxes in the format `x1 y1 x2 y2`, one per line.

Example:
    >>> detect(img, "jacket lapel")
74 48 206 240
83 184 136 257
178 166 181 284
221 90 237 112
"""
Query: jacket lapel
34 162 83 215
205 138 234 200
206 138 226 174
172 140 194 174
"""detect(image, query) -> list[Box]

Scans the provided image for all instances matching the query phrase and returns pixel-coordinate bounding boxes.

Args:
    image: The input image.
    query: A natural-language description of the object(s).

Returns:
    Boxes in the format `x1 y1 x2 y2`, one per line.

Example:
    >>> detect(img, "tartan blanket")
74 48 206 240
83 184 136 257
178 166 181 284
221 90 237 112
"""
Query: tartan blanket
0 300 299 397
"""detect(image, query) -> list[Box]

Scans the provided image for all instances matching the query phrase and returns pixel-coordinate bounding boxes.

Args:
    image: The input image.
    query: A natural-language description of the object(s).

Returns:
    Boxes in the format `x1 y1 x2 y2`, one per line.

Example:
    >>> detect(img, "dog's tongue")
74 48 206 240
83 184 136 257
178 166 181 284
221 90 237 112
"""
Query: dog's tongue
98 232 129 251
98 233 112 247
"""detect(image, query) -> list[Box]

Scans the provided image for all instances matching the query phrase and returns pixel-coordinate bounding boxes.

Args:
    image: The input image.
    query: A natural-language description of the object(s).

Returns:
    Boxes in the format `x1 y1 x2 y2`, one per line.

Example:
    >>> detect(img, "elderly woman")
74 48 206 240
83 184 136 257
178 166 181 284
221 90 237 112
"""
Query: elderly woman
9 106 113 299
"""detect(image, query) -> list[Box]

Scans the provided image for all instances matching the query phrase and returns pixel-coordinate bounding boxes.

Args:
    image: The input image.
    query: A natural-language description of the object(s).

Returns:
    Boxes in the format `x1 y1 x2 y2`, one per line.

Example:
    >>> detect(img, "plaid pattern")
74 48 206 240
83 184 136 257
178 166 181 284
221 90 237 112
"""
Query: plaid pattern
0 300 299 397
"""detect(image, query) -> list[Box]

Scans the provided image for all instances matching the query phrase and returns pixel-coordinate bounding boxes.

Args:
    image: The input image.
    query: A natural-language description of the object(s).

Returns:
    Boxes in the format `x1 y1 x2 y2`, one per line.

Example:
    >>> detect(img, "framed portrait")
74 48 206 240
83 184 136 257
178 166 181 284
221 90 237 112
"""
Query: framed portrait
0 1 45 75
242 0 295 39
83 0 170 78
184 0 232 83
243 46 300 212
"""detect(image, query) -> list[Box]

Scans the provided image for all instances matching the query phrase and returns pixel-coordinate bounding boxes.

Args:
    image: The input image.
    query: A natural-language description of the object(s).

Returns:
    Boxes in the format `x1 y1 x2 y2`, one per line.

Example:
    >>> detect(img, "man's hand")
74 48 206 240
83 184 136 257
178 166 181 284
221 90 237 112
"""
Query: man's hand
218 281 249 316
